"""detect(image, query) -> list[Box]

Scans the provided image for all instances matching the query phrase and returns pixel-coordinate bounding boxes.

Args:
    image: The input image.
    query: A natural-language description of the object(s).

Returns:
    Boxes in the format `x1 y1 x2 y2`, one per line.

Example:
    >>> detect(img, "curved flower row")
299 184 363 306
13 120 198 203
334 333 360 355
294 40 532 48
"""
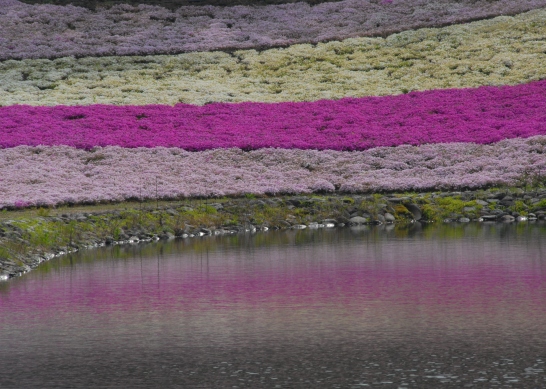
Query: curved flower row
2 2 545 207
2 8 546 106
2 81 545 150
2 0 546 60
1 136 545 207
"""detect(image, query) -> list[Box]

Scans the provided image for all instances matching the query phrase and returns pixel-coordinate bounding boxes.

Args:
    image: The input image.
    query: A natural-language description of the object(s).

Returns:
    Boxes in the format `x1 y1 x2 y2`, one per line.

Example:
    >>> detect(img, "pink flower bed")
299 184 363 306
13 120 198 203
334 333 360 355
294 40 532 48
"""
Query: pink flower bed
2 0 546 60
1 136 545 207
2 81 546 151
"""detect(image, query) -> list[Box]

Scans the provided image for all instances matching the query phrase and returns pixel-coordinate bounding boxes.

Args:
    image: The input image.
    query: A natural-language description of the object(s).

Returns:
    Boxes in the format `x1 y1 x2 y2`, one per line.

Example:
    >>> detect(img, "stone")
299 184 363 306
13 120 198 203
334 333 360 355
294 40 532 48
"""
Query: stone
292 224 307 229
489 209 505 215
387 197 410 203
500 215 515 222
321 219 337 224
481 215 497 221
384 213 396 222
405 204 422 220
348 216 369 225
488 192 506 199
475 200 489 206
458 217 470 223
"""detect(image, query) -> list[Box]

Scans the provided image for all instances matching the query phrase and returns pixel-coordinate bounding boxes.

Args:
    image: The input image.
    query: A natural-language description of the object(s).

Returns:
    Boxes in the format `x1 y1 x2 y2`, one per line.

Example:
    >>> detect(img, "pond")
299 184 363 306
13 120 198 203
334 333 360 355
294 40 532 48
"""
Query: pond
1 223 546 388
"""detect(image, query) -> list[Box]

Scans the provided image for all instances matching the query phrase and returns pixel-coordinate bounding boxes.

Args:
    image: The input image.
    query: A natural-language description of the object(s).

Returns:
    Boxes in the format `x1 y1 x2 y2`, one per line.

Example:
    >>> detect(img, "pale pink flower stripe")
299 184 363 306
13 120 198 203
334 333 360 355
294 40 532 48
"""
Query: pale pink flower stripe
2 0 546 60
1 137 545 207
2 81 546 151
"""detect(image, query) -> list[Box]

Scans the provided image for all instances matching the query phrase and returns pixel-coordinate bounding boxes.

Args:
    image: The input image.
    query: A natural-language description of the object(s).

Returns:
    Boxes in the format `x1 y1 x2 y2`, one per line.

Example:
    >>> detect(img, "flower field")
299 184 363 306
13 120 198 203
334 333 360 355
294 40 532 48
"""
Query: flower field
2 137 546 206
1 0 546 207
2 8 546 106
2 0 546 60
2 81 546 150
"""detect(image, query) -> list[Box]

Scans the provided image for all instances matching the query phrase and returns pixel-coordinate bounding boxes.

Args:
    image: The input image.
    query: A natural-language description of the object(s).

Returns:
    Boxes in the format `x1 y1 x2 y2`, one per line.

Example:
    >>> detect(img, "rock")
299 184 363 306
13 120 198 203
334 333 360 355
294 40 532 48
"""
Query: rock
458 217 470 223
166 208 178 216
200 228 212 235
387 197 411 203
481 215 497 221
375 214 386 223
405 204 422 221
489 209 505 216
384 213 396 223
348 216 369 225
488 192 506 200
475 200 489 206
500 215 515 222
292 224 307 229
462 206 476 213
516 216 528 222
321 219 337 225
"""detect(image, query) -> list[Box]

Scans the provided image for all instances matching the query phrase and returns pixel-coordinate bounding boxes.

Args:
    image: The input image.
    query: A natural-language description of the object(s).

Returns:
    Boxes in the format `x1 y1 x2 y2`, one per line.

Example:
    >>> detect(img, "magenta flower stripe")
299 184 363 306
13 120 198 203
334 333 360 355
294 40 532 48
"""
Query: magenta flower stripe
2 81 546 151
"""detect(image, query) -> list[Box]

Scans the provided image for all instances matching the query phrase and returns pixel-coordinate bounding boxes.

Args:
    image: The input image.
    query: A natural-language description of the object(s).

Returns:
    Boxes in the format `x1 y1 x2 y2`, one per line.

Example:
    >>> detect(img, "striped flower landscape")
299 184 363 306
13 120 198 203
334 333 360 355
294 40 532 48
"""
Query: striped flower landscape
1 0 546 208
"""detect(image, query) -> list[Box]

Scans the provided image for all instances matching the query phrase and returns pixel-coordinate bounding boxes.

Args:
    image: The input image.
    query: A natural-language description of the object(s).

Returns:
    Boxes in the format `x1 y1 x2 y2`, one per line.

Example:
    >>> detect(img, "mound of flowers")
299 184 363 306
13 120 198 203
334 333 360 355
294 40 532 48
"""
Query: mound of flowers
1 0 546 208
1 137 546 207
2 81 546 150
2 8 546 106
2 0 545 60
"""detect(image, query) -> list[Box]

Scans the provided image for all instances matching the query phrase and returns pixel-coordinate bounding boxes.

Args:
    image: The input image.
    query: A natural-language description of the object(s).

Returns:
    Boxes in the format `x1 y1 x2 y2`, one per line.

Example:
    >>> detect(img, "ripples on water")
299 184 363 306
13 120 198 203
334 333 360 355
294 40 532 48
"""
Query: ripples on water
1 223 546 388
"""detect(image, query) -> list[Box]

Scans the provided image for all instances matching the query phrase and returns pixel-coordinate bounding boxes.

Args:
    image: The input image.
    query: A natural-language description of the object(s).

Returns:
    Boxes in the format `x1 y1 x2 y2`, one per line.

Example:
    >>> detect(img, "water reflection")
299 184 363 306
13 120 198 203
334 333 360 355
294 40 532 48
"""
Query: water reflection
1 223 546 388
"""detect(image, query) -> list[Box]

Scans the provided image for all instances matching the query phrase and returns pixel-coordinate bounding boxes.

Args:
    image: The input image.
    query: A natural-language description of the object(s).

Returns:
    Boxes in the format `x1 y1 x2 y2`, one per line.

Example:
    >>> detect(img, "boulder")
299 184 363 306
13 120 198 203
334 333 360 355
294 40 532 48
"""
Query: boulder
384 213 396 223
405 203 422 221
348 216 369 225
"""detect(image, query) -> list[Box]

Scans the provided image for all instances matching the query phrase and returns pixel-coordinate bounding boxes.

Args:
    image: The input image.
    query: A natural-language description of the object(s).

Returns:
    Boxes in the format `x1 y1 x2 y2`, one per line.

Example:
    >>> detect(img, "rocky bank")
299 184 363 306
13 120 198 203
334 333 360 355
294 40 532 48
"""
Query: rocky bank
2 188 546 279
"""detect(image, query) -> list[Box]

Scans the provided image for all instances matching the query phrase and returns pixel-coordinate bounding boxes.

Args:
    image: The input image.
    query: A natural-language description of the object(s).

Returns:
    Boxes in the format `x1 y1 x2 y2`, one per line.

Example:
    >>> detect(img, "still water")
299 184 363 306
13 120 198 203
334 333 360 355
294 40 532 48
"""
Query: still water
1 223 546 388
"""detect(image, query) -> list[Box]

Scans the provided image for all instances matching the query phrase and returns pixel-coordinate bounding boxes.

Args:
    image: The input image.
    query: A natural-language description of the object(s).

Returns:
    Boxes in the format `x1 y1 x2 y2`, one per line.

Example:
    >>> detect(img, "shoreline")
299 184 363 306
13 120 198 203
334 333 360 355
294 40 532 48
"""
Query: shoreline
2 187 546 280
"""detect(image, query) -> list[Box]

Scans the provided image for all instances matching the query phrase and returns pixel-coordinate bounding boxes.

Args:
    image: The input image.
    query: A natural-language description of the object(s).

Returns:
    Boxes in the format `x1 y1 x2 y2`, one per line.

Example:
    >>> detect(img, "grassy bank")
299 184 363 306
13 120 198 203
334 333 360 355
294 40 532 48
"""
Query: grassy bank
2 187 546 279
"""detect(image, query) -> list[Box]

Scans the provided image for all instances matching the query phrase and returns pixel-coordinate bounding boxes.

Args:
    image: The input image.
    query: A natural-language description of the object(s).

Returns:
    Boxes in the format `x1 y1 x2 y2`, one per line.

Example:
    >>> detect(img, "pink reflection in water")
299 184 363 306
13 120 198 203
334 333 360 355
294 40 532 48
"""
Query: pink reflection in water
2 235 546 323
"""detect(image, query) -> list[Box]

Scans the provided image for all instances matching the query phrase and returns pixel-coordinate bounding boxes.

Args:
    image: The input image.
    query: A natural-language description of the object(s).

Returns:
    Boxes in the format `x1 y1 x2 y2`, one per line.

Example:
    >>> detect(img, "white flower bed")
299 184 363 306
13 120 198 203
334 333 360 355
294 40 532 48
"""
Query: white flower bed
1 9 545 106
1 137 545 207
